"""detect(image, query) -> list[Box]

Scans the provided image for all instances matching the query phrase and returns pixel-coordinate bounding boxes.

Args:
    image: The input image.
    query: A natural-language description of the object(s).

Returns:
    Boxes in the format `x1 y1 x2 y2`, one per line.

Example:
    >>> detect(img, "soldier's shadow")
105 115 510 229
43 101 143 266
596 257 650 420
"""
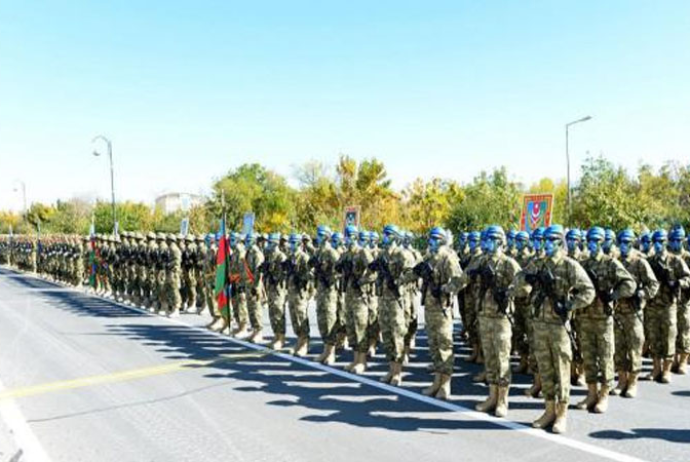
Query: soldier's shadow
590 428 690 444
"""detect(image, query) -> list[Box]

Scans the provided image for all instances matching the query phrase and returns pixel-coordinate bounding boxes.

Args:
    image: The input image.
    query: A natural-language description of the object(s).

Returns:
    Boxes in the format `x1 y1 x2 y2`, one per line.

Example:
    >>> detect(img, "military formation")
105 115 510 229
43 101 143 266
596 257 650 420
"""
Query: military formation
2 222 690 435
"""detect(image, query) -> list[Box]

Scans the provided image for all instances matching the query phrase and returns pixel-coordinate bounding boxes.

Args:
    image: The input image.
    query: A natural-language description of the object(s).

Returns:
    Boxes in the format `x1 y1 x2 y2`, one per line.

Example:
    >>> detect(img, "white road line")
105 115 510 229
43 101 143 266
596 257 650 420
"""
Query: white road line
0 376 52 462
1 267 647 462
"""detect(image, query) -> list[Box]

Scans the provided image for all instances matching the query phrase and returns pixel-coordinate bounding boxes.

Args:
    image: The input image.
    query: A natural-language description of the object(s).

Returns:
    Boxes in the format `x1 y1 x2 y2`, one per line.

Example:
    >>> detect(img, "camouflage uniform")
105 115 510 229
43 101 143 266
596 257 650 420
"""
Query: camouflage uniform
579 252 636 411
671 249 690 364
265 244 288 346
617 249 659 396
313 242 341 362
513 250 595 431
230 242 249 336
195 236 207 312
244 242 265 341
512 246 533 372
461 247 483 361
181 235 198 311
164 235 183 316
647 249 690 381
286 246 312 356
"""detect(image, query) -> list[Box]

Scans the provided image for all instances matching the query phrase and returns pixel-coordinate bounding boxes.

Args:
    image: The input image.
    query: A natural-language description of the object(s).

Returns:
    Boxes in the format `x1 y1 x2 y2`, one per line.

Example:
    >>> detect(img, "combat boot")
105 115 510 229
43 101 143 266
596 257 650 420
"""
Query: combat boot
380 362 395 384
367 339 377 358
233 322 250 339
422 373 441 396
344 353 358 372
351 352 367 375
168 307 180 318
389 361 403 387
576 383 598 411
644 357 661 381
475 385 498 413
323 344 336 365
624 372 639 398
434 374 452 400
335 332 348 351
248 329 263 344
409 335 416 350
270 334 285 350
402 346 411 365
513 354 528 374
494 386 509 418
677 353 689 374
552 402 568 434
594 385 610 413
294 336 309 358
660 359 673 383
613 370 627 396
524 374 542 398
532 400 556 429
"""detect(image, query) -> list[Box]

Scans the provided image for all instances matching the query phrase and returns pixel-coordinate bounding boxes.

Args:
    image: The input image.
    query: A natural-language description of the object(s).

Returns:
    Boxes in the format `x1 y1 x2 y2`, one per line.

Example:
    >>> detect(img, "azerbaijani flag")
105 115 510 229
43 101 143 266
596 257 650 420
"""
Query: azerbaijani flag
214 214 231 317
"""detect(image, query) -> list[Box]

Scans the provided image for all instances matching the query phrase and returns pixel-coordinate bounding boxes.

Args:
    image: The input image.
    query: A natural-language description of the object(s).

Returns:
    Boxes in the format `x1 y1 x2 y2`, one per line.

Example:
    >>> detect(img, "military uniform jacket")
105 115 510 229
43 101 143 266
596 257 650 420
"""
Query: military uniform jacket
648 250 690 307
513 251 595 325
580 252 636 320
619 249 659 313
265 247 288 291
242 244 265 294
377 244 414 299
287 249 311 294
426 245 464 300
314 243 339 291
463 252 520 318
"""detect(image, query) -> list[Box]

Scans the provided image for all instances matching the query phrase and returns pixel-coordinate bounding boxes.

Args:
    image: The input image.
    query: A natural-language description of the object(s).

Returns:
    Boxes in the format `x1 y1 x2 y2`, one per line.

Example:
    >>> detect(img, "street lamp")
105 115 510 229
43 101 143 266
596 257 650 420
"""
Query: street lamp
92 135 117 233
565 116 592 223
12 179 27 219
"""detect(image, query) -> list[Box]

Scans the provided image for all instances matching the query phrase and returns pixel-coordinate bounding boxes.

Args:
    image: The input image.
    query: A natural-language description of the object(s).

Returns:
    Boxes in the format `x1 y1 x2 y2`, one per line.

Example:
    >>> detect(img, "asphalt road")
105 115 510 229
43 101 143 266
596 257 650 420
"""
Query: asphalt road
0 266 688 462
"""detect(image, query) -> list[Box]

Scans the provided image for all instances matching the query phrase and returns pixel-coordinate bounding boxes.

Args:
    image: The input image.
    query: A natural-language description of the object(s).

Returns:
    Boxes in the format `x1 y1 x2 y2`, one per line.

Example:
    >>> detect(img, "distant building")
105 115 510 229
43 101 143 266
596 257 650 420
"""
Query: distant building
155 192 206 214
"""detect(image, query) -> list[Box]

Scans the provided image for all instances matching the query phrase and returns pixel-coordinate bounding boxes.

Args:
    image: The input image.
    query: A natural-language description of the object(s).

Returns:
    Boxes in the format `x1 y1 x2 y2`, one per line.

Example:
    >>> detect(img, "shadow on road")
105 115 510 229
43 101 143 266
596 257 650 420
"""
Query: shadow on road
590 428 690 444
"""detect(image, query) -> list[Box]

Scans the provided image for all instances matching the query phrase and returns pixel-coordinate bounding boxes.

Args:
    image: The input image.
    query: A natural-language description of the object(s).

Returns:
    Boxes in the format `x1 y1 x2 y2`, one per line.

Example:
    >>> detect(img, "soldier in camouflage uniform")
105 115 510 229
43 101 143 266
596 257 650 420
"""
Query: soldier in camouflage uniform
194 235 207 314
646 229 690 383
402 231 422 361
462 231 483 364
369 225 414 386
339 225 376 374
264 233 288 350
230 232 250 338
615 229 659 397
415 226 463 400
512 224 595 434
311 226 340 364
181 235 197 312
512 231 533 375
164 234 182 317
578 227 636 414
286 233 312 356
462 226 521 417
330 232 348 351
524 227 547 397
668 227 690 375
362 231 381 357
243 232 266 343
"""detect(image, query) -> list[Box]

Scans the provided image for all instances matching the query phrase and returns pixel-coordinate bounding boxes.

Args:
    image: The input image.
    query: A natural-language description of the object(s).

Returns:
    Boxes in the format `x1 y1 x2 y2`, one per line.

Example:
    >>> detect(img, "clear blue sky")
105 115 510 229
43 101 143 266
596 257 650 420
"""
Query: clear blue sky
1 1 689 211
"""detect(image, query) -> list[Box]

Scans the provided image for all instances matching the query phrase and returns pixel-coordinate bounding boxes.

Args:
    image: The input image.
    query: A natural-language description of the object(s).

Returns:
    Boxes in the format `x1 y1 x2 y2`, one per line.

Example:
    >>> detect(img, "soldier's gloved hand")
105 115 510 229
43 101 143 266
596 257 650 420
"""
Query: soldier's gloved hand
668 280 678 289
635 289 645 300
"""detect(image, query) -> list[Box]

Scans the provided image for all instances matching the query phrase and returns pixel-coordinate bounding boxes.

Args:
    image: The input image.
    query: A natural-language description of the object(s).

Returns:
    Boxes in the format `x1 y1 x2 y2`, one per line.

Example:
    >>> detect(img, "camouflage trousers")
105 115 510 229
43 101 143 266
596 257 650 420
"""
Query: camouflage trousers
232 290 248 326
528 317 539 373
677 300 690 354
579 316 614 386
182 270 197 308
316 287 339 346
647 303 677 360
614 309 645 373
533 320 572 403
74 260 84 286
205 276 219 317
267 285 287 336
378 295 407 362
336 292 347 338
196 275 206 310
512 298 530 356
404 288 419 348
464 291 479 345
368 289 381 346
425 301 454 376
478 315 512 386
288 290 310 338
164 273 182 311
247 289 264 331
345 289 371 353
156 270 167 309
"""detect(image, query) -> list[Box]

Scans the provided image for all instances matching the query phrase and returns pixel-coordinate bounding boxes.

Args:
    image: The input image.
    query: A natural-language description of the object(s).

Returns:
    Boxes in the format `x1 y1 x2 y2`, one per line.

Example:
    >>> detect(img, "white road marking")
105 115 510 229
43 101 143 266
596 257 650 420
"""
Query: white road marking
0 267 647 462
0 376 52 462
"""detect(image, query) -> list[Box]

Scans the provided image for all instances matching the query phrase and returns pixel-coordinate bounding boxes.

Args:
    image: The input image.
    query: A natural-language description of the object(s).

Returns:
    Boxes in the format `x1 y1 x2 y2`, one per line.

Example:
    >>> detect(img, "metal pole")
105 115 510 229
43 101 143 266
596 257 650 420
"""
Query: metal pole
92 136 117 233
566 125 571 223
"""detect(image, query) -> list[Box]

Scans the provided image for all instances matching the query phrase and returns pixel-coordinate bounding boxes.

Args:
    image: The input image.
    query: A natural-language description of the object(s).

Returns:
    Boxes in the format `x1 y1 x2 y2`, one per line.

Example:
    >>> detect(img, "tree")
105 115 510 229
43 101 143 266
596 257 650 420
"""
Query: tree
401 178 464 233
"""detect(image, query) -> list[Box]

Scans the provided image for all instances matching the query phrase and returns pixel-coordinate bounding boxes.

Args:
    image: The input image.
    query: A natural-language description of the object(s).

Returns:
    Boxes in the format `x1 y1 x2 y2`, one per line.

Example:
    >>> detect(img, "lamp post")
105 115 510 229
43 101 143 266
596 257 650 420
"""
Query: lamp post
12 180 27 219
92 135 117 233
565 116 592 223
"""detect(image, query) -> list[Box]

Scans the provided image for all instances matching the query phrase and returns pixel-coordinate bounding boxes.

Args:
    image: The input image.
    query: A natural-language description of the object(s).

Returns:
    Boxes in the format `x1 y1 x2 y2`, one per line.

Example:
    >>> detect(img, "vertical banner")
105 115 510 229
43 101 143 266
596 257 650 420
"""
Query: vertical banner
520 193 554 233
180 218 190 236
242 212 255 235
343 206 360 230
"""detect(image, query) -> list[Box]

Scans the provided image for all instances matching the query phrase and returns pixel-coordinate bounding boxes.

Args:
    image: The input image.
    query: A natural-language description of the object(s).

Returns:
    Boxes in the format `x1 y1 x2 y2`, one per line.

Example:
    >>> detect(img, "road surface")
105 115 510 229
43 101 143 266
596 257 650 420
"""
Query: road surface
0 266 688 462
